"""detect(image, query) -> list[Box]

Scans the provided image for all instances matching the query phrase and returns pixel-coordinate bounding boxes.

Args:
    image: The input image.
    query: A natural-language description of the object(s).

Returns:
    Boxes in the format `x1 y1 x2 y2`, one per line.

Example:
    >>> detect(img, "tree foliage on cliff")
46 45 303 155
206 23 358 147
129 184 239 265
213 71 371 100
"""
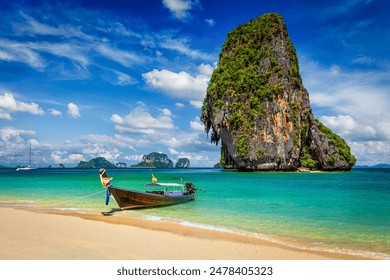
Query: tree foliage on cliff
315 119 356 166
202 13 302 158
201 13 356 171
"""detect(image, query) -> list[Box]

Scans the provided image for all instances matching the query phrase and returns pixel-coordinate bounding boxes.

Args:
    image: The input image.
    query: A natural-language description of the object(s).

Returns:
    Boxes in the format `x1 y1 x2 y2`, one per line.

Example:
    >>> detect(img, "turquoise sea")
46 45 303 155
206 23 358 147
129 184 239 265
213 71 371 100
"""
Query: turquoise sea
0 168 389 259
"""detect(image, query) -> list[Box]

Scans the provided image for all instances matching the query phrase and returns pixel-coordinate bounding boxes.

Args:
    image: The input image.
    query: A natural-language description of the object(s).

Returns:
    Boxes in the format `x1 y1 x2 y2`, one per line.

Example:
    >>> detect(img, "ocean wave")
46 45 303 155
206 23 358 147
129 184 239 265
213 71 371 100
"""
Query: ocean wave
0 200 36 204
139 214 390 260
54 207 90 212
142 214 163 221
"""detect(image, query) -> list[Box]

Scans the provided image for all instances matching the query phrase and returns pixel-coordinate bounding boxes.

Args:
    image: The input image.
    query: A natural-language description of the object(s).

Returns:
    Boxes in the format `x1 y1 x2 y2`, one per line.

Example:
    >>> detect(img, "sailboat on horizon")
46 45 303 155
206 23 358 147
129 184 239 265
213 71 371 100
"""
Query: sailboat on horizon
16 142 37 171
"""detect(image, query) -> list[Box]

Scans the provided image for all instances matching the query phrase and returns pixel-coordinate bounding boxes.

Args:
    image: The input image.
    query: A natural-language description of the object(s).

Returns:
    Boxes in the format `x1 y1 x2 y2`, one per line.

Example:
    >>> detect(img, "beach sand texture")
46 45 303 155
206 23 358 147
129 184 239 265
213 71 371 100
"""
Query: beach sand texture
0 207 367 260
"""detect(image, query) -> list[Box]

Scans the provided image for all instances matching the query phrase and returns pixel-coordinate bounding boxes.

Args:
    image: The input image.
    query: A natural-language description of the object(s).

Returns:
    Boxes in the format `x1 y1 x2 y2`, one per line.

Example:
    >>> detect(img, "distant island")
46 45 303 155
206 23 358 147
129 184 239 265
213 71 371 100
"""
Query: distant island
131 152 173 168
74 154 190 169
175 158 190 168
132 152 190 168
76 157 116 168
354 164 390 169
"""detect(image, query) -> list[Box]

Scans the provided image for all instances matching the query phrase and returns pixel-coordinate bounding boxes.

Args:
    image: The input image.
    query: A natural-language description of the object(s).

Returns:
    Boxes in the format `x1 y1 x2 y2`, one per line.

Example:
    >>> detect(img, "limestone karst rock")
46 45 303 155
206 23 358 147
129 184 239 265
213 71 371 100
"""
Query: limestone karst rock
201 13 356 171
131 152 174 168
175 158 190 168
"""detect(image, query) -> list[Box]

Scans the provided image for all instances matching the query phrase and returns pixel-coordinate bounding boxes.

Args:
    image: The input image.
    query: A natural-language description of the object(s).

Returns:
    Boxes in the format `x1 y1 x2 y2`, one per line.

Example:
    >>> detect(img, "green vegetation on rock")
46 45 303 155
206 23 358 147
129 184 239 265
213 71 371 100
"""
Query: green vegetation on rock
201 12 356 171
299 146 319 169
315 119 357 167
204 13 299 160
175 158 190 168
77 157 116 168
132 152 174 168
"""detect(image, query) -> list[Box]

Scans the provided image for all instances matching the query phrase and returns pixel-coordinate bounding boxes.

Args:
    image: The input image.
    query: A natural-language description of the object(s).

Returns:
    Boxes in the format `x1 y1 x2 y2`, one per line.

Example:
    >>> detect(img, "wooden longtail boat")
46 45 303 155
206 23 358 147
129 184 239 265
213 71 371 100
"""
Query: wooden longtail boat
99 169 200 209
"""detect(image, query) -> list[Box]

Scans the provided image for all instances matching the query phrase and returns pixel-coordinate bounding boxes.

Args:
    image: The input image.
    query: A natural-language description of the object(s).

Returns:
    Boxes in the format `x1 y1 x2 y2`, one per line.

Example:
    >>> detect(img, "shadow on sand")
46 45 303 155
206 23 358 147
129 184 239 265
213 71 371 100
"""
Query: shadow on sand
101 208 121 216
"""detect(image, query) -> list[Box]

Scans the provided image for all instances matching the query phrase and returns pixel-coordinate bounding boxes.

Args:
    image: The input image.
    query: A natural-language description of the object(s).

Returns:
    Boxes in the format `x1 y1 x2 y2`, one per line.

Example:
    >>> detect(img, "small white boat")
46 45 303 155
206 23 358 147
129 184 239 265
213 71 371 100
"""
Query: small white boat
16 166 36 171
16 142 37 171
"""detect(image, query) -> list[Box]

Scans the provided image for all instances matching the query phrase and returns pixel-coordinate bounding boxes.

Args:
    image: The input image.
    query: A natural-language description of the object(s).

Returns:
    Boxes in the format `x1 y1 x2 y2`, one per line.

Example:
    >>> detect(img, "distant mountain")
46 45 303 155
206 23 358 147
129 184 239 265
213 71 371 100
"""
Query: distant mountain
132 152 174 168
116 162 127 168
354 164 390 169
76 157 116 168
175 158 190 168
372 164 390 168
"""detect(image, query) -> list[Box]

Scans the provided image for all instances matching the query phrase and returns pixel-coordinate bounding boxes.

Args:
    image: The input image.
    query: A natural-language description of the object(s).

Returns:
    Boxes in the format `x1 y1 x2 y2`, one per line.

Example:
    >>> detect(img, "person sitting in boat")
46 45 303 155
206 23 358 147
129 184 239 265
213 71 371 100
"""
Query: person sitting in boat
99 168 113 188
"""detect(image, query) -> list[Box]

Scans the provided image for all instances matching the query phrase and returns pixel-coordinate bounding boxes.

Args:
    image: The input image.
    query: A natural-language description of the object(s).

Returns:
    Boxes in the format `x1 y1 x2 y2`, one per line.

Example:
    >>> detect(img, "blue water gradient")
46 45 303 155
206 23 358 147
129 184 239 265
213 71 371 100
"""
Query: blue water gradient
0 168 389 258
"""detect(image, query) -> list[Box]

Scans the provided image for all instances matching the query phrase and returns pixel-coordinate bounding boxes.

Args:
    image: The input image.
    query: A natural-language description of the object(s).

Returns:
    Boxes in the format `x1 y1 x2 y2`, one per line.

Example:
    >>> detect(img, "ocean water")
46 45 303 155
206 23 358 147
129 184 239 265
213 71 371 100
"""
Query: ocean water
0 168 389 259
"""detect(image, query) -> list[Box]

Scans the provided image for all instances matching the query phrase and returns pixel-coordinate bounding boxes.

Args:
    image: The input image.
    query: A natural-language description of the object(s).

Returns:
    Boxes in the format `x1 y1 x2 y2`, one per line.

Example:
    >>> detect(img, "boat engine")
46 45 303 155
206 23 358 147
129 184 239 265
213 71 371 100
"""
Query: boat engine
185 182 195 194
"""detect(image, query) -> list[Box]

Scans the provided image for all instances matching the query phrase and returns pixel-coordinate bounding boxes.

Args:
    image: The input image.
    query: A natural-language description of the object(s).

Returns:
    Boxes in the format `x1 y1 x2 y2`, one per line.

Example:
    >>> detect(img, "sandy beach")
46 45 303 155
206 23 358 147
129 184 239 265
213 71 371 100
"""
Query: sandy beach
0 207 369 260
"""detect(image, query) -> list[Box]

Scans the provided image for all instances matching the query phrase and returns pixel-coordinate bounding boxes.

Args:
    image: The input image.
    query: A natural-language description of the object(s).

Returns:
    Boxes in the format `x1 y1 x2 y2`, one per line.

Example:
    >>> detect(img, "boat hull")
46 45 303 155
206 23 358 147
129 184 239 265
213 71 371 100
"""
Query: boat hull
16 167 37 171
108 186 196 209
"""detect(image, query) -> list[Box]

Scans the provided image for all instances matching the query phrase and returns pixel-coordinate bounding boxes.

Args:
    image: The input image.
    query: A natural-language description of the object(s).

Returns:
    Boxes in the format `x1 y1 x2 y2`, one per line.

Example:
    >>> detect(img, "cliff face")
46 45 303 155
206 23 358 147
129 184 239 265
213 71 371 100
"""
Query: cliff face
201 13 356 171
175 158 190 168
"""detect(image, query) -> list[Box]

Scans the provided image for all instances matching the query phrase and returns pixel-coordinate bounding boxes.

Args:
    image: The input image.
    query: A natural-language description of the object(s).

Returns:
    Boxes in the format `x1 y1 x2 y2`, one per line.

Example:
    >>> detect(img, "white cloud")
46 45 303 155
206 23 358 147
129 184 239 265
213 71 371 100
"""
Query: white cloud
111 105 174 134
124 154 144 162
0 127 37 165
115 71 136 86
96 44 144 67
330 64 341 75
48 108 62 116
162 0 198 20
0 39 89 70
375 114 390 141
0 92 44 120
168 147 179 155
319 115 377 141
142 63 213 108
16 12 92 40
28 42 90 67
159 108 172 116
100 69 137 86
0 127 35 142
300 56 390 164
67 103 80 118
2 12 148 76
205 19 215 26
0 39 45 69
301 57 390 121
190 116 204 131
50 134 139 165
160 37 214 60
175 102 185 108
51 151 86 164
350 141 390 166
353 56 375 65
198 63 214 76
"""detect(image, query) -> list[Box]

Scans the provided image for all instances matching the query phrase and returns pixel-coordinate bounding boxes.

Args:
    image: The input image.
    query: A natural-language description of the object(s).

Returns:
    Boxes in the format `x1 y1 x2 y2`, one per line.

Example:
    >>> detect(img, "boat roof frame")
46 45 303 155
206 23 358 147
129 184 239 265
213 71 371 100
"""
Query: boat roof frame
145 182 183 187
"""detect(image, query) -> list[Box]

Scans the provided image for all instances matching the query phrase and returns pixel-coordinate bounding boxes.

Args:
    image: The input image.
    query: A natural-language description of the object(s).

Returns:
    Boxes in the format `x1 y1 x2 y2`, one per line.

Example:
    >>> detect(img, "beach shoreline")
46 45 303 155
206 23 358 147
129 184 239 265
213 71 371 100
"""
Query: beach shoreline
0 206 373 260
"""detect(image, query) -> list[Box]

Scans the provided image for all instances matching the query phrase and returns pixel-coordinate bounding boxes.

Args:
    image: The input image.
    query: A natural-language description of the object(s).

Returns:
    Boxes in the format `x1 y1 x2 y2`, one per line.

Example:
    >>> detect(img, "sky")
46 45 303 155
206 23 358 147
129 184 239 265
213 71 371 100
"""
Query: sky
0 0 389 167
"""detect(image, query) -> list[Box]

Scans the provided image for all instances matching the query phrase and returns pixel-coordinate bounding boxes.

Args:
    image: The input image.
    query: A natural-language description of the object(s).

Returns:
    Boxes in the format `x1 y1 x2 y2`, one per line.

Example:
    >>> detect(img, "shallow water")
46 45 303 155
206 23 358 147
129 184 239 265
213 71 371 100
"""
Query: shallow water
0 168 389 259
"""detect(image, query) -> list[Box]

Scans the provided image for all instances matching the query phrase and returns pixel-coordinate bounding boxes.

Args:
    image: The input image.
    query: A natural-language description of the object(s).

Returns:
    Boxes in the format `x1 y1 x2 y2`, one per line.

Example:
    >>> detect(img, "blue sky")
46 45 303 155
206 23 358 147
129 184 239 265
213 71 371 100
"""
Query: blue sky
0 0 389 167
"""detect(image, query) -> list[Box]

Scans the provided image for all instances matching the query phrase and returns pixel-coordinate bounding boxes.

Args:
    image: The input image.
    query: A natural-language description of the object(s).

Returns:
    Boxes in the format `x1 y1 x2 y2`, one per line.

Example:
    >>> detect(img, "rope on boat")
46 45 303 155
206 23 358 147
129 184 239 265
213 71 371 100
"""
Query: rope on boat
61 189 106 204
